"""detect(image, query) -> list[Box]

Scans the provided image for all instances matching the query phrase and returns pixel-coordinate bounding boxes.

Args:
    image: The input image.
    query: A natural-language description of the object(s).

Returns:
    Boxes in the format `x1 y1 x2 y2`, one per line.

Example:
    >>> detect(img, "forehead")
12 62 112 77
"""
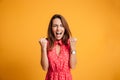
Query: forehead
52 18 62 24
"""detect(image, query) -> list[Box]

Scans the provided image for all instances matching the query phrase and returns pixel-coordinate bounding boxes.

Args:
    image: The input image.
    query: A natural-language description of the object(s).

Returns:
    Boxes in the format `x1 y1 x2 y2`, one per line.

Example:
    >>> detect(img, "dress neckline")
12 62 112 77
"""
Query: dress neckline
54 40 63 46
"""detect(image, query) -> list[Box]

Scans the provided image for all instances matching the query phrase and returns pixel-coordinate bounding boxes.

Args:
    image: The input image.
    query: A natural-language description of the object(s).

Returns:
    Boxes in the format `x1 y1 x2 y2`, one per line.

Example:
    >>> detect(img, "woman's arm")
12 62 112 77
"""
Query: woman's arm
69 38 77 69
39 38 49 71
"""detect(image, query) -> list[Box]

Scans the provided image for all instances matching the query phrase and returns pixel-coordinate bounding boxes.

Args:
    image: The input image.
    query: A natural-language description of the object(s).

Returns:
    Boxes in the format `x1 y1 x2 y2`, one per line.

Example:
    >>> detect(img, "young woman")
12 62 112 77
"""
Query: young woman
39 14 77 80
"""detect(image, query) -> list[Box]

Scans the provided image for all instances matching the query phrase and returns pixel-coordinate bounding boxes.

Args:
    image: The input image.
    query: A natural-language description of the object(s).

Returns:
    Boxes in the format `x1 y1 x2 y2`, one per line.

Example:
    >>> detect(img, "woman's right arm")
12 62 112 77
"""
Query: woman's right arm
39 38 49 71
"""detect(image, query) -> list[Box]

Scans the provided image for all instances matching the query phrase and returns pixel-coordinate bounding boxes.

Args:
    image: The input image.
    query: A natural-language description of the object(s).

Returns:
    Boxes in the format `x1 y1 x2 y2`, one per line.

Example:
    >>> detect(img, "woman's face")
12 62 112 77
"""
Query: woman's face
52 18 65 40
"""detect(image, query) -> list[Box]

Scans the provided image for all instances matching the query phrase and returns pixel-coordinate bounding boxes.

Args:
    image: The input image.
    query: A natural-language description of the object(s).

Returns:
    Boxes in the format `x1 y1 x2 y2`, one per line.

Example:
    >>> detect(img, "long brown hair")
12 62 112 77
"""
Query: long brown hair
47 14 72 50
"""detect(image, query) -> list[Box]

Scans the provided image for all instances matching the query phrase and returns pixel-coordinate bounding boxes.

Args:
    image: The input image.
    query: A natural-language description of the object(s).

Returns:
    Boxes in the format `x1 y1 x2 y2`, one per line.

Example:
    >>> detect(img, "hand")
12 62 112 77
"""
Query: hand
39 38 47 49
70 37 77 50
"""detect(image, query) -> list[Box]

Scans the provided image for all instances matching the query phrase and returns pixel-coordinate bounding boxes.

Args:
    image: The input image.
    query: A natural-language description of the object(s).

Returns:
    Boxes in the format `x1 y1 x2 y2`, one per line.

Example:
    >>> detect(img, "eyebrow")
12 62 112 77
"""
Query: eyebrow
53 23 62 25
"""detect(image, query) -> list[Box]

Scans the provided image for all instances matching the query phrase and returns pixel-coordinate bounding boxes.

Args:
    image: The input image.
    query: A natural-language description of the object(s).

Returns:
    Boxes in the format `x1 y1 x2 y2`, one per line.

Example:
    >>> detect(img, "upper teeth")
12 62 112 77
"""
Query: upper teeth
56 32 61 35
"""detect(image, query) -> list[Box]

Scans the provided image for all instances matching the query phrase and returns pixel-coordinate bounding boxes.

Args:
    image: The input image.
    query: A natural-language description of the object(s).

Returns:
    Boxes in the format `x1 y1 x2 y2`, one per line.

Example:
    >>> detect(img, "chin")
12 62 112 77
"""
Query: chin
56 38 62 40
55 37 62 40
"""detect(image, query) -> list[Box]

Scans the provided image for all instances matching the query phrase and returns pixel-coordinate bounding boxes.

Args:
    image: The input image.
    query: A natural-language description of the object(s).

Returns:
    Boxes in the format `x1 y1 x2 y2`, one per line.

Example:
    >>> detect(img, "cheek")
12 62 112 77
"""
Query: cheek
62 28 65 33
52 28 56 33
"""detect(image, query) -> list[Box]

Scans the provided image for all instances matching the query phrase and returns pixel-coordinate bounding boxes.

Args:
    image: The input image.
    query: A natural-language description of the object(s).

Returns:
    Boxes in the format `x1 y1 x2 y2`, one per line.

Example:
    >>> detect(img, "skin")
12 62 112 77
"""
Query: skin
39 18 77 71
52 18 65 40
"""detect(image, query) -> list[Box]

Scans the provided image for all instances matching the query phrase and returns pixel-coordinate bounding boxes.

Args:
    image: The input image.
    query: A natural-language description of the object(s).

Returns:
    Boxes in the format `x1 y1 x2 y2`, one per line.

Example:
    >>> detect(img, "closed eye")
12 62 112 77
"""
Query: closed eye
60 24 63 27
52 24 63 27
52 24 58 27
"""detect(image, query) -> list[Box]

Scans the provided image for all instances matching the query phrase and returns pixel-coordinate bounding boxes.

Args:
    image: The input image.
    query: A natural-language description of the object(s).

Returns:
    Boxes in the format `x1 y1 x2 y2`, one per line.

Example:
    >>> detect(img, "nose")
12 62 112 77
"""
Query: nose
57 25 61 30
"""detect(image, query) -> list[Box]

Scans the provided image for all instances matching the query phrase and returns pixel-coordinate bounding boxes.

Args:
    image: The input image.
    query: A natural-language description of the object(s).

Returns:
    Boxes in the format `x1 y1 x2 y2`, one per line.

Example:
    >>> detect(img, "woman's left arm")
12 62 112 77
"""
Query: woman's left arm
69 38 77 69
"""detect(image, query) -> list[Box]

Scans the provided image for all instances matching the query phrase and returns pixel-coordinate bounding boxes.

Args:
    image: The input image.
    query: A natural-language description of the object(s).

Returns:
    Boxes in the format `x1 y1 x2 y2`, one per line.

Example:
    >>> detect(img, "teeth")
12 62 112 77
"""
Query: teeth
56 32 62 35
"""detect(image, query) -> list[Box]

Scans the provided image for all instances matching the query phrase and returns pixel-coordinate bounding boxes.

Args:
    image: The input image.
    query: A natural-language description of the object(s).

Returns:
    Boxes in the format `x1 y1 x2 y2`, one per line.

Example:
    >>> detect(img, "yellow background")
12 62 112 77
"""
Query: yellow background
0 0 120 80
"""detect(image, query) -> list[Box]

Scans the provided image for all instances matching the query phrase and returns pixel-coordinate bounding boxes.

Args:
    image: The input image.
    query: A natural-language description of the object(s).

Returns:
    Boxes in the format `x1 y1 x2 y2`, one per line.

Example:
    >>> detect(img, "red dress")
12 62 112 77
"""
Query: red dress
45 40 72 80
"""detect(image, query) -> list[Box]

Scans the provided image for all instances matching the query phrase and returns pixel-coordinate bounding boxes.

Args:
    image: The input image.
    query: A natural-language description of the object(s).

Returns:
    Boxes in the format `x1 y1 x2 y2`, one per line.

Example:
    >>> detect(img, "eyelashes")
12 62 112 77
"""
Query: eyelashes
52 24 63 27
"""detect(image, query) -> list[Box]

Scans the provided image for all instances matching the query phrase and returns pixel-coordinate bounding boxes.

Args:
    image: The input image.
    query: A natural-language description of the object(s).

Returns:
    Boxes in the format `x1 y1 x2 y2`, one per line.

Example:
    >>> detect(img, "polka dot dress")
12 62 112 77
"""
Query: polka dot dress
45 40 72 80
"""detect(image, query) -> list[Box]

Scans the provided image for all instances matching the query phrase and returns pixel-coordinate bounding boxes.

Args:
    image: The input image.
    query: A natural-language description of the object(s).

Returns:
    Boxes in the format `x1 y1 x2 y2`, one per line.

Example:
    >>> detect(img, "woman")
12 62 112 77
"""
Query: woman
39 14 77 80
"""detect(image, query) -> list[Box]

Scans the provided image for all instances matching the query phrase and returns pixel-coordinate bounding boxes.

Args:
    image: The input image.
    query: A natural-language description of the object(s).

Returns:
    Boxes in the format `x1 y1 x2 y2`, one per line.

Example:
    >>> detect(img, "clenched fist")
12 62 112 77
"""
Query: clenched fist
70 37 77 51
39 38 47 49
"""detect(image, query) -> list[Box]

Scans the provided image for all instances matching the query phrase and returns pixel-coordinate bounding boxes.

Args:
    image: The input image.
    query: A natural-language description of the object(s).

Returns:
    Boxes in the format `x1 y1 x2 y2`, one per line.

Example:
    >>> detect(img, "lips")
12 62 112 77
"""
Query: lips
56 32 62 35
55 32 63 39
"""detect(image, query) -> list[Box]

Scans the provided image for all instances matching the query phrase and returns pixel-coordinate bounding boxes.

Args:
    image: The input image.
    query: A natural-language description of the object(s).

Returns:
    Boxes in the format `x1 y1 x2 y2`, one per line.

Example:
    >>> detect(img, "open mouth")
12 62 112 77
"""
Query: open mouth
56 32 62 35
54 31 64 39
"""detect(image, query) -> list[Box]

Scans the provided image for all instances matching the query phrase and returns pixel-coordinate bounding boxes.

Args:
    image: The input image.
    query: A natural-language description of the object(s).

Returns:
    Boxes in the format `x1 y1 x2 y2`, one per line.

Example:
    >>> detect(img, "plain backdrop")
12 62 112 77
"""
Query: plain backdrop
0 0 120 80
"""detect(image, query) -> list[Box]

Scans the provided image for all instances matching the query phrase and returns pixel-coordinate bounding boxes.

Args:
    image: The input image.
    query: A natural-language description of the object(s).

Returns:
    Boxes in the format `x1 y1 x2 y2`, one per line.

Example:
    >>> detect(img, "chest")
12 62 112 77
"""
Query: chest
47 45 70 61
